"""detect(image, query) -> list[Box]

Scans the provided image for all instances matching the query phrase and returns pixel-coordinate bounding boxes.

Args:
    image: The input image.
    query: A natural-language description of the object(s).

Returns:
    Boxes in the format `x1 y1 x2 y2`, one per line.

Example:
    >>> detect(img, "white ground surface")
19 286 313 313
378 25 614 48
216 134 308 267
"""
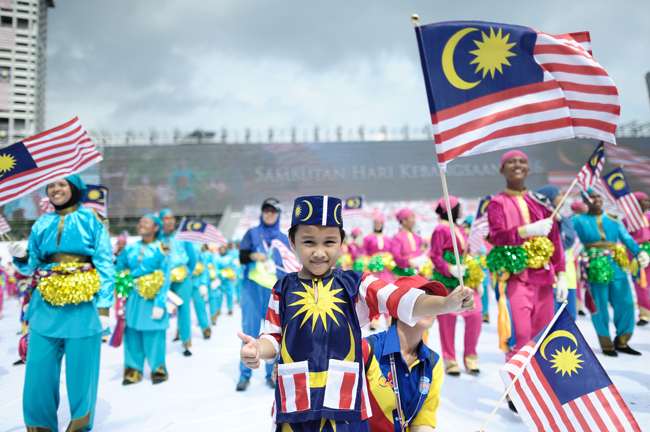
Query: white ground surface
0 295 648 432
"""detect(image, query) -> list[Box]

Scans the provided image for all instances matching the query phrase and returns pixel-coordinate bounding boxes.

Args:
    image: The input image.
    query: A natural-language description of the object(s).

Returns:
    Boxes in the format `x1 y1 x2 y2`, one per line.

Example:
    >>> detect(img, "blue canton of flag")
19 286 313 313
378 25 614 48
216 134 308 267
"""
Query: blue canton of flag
176 218 227 245
83 184 109 217
343 196 363 218
0 141 38 180
501 310 641 431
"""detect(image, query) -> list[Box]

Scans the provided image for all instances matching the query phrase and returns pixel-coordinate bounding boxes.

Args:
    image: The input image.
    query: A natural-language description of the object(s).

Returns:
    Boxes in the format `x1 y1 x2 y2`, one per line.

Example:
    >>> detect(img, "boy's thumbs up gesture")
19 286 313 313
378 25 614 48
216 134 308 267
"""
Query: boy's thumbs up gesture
238 332 260 369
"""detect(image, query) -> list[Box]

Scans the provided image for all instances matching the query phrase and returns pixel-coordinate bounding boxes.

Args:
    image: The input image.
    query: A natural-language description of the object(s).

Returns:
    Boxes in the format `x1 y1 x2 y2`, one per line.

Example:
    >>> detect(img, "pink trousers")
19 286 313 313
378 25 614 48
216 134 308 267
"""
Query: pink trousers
438 290 483 360
505 279 554 362
635 266 650 320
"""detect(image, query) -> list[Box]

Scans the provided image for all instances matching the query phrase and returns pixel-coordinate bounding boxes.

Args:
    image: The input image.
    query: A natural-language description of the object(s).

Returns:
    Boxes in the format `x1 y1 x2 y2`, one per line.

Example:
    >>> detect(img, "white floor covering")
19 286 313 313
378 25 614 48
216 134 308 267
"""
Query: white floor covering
0 295 648 431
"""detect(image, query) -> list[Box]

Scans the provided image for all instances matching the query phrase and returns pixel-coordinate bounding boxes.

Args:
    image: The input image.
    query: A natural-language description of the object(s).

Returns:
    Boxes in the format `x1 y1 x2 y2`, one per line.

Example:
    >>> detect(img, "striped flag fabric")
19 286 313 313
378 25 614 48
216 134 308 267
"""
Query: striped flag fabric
593 167 645 231
175 218 227 246
277 362 311 413
502 309 641 432
83 184 108 217
0 214 10 233
468 195 492 255
415 21 619 171
0 117 102 207
342 196 364 218
576 141 605 195
39 196 54 214
271 239 302 272
0 27 14 47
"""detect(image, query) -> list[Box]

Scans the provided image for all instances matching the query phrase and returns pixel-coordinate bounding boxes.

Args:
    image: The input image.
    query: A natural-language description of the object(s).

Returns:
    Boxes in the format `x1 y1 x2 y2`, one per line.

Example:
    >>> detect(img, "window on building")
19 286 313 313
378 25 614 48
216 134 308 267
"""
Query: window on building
1 16 12 27
16 18 29 29
13 119 25 129
0 118 8 128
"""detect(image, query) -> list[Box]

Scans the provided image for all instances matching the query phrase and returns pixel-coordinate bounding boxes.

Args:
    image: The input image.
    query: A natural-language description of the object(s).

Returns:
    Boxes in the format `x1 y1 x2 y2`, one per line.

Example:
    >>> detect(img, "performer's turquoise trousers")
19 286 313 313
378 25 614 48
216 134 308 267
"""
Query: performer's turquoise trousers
24 331 101 432
590 277 635 349
125 327 167 373
216 280 234 313
190 277 210 330
171 278 192 345
481 271 489 314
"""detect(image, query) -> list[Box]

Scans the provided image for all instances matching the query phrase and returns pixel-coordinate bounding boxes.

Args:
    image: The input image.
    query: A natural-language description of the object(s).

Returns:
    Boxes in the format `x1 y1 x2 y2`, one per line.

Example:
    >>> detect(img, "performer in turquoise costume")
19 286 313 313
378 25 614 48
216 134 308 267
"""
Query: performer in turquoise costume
158 209 198 356
190 243 212 338
212 244 236 319
9 175 114 432
115 214 171 385
572 190 650 356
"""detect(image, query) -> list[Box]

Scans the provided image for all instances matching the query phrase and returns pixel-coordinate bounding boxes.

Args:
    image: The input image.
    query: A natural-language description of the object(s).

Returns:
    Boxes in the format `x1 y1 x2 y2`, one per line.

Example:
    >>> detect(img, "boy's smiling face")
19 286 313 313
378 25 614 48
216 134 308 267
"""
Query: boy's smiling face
290 225 342 279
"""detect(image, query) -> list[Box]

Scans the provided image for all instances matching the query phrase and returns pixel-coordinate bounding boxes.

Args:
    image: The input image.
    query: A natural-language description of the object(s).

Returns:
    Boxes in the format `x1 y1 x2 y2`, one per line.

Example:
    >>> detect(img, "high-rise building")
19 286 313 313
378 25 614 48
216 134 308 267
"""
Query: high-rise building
0 0 54 148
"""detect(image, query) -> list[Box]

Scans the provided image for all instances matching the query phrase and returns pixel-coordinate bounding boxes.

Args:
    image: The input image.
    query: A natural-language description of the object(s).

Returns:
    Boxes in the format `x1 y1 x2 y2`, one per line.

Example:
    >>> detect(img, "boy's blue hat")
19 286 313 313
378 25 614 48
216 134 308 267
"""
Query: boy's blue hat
291 196 343 228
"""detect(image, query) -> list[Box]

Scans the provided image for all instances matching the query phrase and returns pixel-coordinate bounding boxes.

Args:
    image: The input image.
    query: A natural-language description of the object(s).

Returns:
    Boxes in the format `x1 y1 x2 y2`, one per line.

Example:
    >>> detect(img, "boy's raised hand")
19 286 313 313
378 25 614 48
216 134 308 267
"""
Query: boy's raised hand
238 332 260 369
445 286 476 314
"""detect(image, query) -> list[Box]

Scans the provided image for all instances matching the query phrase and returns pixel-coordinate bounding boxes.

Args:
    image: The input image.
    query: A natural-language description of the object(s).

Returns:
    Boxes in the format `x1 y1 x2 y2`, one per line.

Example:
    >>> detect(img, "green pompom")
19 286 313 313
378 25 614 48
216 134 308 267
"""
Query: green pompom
486 245 528 275
368 255 385 272
115 271 134 299
352 258 366 272
587 254 615 284
393 266 418 277
641 242 650 255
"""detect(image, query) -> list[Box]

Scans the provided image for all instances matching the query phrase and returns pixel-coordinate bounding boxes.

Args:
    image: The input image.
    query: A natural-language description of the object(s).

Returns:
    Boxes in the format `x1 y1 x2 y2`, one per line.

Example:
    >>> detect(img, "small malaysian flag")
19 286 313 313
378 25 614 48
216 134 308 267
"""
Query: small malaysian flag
175 218 227 246
501 309 641 431
271 239 302 272
0 117 103 207
594 167 645 231
468 195 492 255
39 196 54 214
83 184 108 217
0 214 10 233
0 27 14 48
576 141 605 198
342 196 363 218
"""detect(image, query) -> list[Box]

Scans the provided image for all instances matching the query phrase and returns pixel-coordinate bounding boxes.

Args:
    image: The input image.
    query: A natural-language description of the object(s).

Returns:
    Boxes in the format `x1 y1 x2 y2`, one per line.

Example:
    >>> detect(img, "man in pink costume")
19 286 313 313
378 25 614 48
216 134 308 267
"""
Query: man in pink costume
430 196 483 376
623 191 650 326
362 216 394 282
487 150 566 364
391 208 426 277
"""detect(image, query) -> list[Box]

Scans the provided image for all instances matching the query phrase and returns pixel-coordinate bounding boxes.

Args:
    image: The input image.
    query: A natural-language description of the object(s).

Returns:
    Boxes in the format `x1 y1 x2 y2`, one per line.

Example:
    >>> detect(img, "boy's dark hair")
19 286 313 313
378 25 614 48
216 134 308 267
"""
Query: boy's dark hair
436 203 460 223
288 225 346 243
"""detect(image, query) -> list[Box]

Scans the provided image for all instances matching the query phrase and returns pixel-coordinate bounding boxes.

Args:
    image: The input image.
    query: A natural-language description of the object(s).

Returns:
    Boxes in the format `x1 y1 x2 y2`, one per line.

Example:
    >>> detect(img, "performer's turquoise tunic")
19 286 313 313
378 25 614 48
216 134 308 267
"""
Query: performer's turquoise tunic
214 251 236 314
116 240 171 374
572 213 641 349
159 230 197 346
189 244 210 331
15 205 114 432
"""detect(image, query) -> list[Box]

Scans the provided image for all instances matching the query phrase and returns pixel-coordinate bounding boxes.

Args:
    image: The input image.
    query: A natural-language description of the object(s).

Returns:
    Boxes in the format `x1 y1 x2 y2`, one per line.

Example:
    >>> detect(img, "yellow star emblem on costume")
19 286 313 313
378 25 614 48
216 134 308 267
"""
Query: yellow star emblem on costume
290 278 346 331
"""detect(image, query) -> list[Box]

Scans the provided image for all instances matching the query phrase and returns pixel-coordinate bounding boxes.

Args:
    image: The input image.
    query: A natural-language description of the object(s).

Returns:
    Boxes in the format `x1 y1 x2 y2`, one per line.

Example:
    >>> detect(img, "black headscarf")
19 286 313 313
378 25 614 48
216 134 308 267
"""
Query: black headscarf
52 180 82 211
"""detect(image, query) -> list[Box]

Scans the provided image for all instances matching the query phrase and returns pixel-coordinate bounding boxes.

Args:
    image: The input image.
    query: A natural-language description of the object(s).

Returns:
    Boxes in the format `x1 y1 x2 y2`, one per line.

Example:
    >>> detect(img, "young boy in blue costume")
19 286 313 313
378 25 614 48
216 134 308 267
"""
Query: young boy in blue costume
158 209 198 356
189 243 212 339
239 196 475 432
116 214 172 385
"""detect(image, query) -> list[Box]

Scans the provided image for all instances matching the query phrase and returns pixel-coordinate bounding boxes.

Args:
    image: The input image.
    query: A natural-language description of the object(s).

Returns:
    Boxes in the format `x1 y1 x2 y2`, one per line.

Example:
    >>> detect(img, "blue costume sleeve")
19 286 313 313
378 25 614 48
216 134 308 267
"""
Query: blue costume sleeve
115 249 128 272
14 219 44 275
199 252 212 286
92 218 116 308
154 246 172 309
571 216 587 245
560 217 577 251
185 241 198 273
618 221 642 256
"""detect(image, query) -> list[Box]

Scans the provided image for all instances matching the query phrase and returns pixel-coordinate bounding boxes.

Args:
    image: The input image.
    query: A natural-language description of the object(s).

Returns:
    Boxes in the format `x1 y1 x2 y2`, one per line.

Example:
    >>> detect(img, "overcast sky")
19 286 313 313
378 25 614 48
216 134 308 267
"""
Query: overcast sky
45 0 650 138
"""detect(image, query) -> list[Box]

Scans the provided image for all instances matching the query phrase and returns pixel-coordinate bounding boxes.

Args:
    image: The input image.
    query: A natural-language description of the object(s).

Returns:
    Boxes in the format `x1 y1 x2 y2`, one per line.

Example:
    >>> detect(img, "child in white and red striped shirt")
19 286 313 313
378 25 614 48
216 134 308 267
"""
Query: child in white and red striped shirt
238 195 475 432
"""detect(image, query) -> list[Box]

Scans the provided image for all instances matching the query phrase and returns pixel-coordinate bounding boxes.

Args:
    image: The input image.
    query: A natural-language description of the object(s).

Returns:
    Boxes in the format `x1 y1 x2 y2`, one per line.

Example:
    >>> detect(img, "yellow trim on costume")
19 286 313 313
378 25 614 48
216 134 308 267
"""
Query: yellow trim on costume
407 231 417 253
310 371 328 388
377 234 384 251
595 215 606 241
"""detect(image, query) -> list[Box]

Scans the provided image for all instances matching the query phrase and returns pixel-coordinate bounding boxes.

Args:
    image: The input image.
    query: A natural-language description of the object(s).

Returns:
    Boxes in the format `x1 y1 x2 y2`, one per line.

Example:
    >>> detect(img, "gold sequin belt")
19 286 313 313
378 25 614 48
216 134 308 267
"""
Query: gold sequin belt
192 262 205 277
36 262 100 306
584 242 618 250
45 253 92 264
171 266 188 283
135 270 165 300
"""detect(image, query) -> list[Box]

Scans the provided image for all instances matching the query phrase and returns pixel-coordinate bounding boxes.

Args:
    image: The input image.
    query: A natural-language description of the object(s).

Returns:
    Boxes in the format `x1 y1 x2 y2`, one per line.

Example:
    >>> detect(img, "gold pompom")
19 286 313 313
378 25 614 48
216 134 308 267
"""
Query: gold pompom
464 256 485 289
221 267 237 280
338 253 353 270
522 237 555 269
192 262 205 277
38 262 100 306
612 245 630 271
171 266 188 283
382 253 396 271
420 259 434 279
135 270 165 300
208 264 217 280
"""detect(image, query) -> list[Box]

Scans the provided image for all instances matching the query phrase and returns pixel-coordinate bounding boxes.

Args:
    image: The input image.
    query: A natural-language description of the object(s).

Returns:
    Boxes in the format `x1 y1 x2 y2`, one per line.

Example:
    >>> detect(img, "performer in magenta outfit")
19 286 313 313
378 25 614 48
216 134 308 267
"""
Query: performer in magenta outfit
362 216 394 283
391 208 426 277
430 196 483 376
623 191 650 326
487 150 566 364
348 227 363 261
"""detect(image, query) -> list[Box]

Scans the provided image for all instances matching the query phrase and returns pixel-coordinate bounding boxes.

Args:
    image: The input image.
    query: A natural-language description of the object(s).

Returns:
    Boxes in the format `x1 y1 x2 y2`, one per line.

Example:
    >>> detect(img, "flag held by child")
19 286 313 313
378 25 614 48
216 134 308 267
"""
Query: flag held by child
176 218 228 246
415 21 619 171
501 309 641 431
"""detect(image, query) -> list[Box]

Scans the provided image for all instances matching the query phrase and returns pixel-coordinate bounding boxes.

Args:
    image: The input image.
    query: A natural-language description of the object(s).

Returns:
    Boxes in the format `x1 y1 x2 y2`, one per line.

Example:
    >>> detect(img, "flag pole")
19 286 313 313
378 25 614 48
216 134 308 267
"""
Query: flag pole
549 177 578 220
440 170 466 289
478 300 568 432
0 228 14 243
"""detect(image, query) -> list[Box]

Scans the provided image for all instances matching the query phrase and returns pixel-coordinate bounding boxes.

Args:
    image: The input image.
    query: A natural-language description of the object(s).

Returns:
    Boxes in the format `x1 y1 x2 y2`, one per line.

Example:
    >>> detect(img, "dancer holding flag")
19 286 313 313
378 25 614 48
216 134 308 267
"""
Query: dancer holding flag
159 209 198 356
115 214 171 385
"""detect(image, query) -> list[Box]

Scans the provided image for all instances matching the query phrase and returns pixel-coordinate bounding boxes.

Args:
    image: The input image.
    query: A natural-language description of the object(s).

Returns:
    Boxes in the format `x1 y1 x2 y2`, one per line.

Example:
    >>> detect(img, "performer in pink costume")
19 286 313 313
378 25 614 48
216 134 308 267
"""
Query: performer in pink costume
487 150 566 366
430 196 483 376
623 191 650 326
362 216 394 282
391 208 425 277
348 227 363 261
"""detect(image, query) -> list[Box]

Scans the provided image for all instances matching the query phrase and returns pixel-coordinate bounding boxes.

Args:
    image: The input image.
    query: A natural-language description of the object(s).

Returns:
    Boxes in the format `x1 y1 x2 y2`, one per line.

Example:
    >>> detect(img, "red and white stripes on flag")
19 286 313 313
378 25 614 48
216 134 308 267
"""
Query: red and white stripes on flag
277 362 311 413
39 197 54 214
501 342 641 432
176 222 227 246
322 359 360 410
0 214 10 233
355 273 425 328
593 177 646 232
271 239 302 272
0 118 102 208
0 27 14 47
468 215 489 255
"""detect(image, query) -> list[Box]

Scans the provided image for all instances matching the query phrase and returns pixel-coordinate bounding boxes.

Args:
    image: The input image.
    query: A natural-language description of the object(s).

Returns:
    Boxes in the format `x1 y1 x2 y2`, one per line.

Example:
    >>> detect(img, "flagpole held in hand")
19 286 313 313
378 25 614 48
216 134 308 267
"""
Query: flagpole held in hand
440 170 466 289
549 177 578 221
478 301 568 432
0 228 14 243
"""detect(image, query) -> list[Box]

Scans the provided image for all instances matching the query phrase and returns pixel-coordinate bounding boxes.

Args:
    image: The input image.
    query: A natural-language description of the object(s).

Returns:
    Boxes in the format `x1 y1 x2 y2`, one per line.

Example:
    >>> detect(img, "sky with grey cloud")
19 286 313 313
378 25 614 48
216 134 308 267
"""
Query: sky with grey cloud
45 0 650 138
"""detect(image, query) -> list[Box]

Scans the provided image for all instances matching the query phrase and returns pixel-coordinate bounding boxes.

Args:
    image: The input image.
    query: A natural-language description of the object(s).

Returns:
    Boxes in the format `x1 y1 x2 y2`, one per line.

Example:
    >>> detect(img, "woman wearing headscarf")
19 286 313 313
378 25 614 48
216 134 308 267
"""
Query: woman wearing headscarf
391 208 427 277
430 196 484 376
236 198 291 391
536 185 578 320
8 174 114 432
116 214 171 386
